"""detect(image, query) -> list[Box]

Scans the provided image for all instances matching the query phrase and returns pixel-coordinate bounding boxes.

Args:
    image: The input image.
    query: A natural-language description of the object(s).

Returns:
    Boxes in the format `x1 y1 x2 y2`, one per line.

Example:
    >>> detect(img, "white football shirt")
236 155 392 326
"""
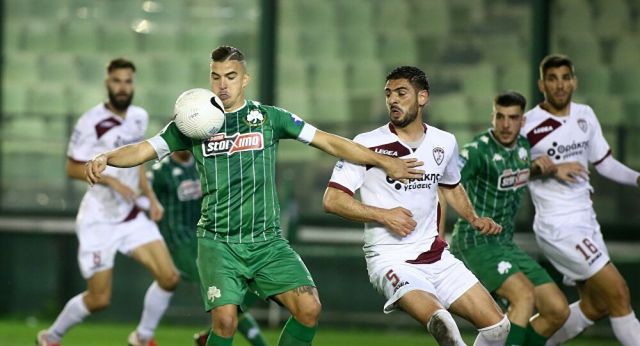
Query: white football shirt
522 102 610 218
328 123 460 259
67 103 149 224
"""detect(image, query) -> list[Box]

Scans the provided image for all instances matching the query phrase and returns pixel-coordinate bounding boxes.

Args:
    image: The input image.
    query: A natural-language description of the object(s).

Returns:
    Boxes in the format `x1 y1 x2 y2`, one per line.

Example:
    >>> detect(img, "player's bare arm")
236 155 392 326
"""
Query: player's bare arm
323 187 417 237
310 130 424 181
440 184 501 235
85 141 158 185
530 156 557 177
138 167 164 221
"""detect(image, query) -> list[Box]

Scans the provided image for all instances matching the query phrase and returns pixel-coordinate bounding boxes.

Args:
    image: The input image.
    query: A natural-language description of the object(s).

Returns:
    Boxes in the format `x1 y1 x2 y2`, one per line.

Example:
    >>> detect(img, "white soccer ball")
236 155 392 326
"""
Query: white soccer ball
173 88 225 139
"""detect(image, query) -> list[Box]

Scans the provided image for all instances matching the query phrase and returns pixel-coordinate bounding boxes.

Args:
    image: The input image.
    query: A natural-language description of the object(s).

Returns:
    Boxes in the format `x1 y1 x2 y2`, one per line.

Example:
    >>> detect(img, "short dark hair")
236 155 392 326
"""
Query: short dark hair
386 66 430 92
494 91 527 111
211 45 246 62
107 58 136 73
539 54 574 79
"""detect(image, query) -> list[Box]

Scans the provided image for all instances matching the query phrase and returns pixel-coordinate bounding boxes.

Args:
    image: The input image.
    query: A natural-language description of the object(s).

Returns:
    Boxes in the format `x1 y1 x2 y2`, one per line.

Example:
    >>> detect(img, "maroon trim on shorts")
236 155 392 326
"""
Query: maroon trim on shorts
122 205 141 222
406 236 448 264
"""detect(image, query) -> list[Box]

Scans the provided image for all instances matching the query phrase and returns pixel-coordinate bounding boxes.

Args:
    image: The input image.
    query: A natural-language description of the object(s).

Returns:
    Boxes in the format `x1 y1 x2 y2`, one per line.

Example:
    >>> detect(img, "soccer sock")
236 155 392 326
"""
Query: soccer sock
237 313 268 346
277 316 317 346
525 323 548 346
546 301 593 345
505 322 526 346
136 281 174 341
426 309 465 345
610 311 640 346
206 330 233 346
49 293 90 341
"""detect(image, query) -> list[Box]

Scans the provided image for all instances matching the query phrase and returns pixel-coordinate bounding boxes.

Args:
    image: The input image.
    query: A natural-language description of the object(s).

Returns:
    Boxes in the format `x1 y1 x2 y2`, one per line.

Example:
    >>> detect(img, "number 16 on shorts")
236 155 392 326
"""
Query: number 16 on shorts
575 238 602 266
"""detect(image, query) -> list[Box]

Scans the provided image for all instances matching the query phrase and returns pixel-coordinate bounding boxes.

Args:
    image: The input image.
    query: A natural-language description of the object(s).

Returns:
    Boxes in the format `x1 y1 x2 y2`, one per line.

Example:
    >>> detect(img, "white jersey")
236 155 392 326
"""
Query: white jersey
329 123 461 260
522 102 610 219
67 103 149 224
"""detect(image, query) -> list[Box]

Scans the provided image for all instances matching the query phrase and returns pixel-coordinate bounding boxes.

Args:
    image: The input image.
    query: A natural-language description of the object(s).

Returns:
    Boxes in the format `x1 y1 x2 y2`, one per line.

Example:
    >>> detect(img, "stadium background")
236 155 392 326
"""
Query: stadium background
0 0 639 343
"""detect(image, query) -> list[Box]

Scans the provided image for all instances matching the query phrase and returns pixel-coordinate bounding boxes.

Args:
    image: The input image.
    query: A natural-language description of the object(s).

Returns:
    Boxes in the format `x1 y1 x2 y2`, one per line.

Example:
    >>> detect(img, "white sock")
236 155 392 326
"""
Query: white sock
49 293 90 341
610 311 640 346
427 309 466 345
136 281 174 341
546 301 594 346
474 315 510 346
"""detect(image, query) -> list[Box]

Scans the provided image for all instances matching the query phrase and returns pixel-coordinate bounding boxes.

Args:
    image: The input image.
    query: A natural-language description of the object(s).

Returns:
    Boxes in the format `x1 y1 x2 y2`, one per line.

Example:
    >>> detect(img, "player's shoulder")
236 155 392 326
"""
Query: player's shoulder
571 102 599 122
352 123 397 146
462 129 492 151
127 104 149 119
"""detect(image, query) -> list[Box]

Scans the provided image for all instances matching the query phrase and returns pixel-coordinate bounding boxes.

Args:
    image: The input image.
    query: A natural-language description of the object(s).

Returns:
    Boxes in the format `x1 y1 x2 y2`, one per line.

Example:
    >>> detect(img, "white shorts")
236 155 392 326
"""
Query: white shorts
534 209 610 285
367 249 478 314
76 212 163 279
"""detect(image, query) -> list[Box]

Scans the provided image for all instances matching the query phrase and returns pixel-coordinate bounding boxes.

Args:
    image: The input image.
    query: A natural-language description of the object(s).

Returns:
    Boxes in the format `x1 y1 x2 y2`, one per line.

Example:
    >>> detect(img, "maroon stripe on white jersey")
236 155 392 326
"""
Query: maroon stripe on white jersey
526 118 562 147
365 141 411 170
95 117 122 139
405 235 447 264
327 181 354 196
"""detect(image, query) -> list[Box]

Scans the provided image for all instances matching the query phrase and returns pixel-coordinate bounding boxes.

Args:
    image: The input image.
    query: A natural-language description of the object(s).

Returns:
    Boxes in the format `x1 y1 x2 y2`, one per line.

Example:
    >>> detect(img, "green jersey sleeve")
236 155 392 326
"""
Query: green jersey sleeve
267 106 307 141
458 141 483 182
160 121 192 152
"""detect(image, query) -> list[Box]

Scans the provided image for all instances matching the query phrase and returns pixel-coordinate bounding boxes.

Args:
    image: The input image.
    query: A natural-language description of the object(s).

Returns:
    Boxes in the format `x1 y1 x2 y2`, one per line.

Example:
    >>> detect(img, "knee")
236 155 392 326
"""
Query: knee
212 314 238 337
293 300 322 326
547 303 571 328
510 287 536 311
581 297 609 321
85 292 111 312
157 270 180 291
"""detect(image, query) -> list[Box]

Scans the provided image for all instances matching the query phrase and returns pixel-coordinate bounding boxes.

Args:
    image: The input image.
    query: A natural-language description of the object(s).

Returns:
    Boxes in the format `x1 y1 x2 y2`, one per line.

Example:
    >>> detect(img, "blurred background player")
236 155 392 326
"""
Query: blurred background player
83 46 424 346
150 150 268 346
450 91 569 346
37 58 179 346
522 54 640 345
324 66 511 345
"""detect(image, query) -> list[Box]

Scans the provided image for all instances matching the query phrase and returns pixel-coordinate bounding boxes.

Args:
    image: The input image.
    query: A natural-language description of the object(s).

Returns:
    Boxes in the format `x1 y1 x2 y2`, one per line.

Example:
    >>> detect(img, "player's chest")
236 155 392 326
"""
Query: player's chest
529 120 590 161
199 117 274 158
96 119 144 148
486 148 530 191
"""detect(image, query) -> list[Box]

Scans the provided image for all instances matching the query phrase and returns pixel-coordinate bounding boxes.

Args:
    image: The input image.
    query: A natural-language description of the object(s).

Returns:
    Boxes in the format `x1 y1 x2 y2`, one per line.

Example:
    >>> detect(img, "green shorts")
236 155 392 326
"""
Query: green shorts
452 243 552 292
197 237 315 311
169 240 200 283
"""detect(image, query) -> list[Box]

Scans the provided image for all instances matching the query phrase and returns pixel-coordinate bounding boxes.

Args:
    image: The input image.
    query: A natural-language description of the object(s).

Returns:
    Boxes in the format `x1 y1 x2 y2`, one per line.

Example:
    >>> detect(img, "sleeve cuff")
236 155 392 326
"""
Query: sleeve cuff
327 181 355 196
592 149 612 166
146 135 171 161
298 123 317 145
438 181 460 189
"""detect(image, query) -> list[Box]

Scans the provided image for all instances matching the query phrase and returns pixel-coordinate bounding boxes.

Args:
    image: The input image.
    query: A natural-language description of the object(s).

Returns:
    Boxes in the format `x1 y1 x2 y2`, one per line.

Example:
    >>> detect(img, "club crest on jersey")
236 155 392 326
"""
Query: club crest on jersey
244 110 265 126
202 132 264 156
518 147 528 161
577 118 588 133
433 147 445 165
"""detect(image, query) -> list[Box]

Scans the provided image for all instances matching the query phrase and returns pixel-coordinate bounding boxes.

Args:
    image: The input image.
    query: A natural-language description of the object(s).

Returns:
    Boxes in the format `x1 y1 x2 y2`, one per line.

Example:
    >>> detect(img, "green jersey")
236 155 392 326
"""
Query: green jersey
451 129 531 249
151 156 202 249
153 100 312 243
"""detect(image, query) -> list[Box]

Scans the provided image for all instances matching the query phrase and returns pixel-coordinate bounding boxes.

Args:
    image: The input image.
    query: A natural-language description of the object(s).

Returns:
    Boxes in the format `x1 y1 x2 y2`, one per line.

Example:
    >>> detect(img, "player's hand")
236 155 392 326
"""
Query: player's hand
471 217 501 235
381 207 417 237
148 198 164 222
555 162 588 183
532 156 557 175
85 154 108 185
384 157 424 183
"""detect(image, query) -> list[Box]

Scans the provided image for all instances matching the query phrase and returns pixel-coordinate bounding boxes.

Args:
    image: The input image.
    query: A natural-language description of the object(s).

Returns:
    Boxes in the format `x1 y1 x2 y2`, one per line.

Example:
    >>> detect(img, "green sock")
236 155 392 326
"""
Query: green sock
505 322 526 346
277 316 317 346
206 330 233 346
525 323 548 346
238 313 268 346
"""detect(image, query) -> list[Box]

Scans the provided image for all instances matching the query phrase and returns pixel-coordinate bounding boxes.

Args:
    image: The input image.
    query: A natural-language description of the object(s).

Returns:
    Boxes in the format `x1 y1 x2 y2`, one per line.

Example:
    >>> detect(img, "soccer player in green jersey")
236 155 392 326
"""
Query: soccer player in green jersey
150 150 268 346
84 45 424 346
450 92 570 346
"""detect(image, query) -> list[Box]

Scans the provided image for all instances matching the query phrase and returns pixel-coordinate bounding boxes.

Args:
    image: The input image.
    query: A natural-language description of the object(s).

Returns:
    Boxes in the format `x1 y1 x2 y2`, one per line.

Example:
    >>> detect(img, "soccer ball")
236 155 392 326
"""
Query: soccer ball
173 88 225 139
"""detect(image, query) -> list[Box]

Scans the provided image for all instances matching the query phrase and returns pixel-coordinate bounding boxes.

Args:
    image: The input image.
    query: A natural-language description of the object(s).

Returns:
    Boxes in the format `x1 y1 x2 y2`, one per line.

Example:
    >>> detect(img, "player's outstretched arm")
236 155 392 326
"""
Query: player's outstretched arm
85 141 157 185
310 130 424 181
593 155 640 187
323 187 416 237
440 184 501 235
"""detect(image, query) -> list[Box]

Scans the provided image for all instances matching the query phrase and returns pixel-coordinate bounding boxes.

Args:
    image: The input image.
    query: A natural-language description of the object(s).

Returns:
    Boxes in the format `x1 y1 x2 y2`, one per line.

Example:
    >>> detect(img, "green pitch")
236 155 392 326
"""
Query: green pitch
0 318 618 346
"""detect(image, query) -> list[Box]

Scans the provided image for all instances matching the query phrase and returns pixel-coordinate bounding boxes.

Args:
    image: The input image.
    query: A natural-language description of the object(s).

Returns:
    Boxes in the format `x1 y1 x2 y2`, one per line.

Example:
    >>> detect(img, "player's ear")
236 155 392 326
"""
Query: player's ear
418 90 429 107
537 78 545 94
242 72 251 89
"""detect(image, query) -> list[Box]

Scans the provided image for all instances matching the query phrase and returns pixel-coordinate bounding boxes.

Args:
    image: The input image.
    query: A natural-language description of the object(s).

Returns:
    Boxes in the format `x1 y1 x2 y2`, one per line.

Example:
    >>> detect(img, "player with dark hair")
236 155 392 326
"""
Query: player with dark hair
450 91 570 345
324 66 511 345
150 150 268 346
83 46 424 346
523 54 640 345
37 58 179 346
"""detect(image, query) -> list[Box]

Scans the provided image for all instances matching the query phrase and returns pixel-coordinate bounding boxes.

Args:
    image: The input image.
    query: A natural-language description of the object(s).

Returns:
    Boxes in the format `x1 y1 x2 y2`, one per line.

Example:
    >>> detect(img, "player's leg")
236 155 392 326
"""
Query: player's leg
494 272 535 345
237 293 268 346
37 269 113 345
448 283 510 346
527 282 569 345
273 286 322 346
397 290 466 345
578 263 640 345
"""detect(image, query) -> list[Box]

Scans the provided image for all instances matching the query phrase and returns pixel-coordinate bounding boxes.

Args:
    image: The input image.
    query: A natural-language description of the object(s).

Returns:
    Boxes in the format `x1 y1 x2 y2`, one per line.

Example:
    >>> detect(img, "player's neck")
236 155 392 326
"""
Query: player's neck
394 120 424 142
105 102 127 118
541 101 570 116
225 99 247 113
